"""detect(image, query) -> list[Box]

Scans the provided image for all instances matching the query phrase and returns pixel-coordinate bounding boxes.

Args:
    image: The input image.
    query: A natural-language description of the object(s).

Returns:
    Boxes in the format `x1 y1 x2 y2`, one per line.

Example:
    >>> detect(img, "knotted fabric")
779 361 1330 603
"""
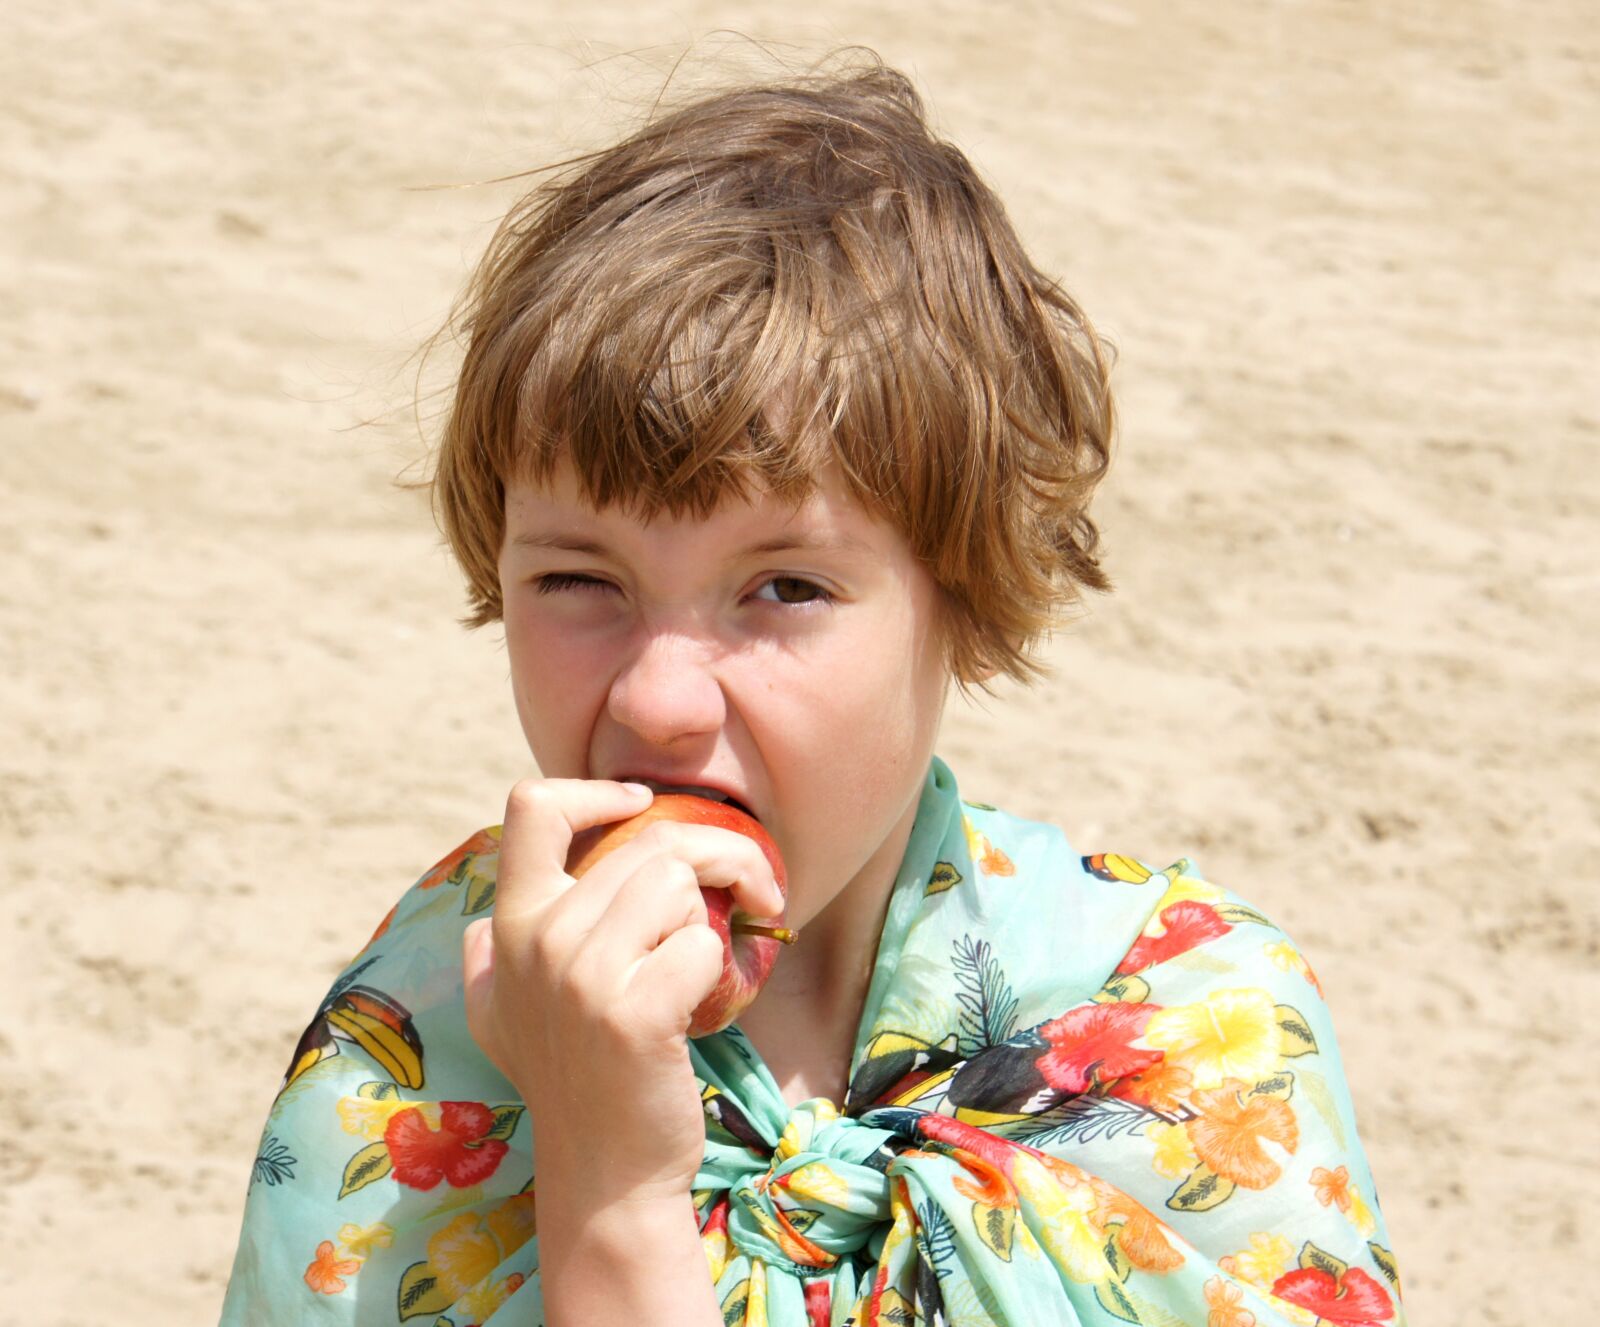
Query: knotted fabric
222 758 1407 1325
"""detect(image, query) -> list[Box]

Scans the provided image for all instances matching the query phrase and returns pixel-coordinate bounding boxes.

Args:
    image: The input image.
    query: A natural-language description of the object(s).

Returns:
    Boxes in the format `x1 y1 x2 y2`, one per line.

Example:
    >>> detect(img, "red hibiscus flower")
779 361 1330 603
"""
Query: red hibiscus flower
1036 1002 1163 1092
917 1113 1038 1175
804 1277 831 1327
1116 900 1231 975
384 1102 508 1190
1271 1266 1394 1326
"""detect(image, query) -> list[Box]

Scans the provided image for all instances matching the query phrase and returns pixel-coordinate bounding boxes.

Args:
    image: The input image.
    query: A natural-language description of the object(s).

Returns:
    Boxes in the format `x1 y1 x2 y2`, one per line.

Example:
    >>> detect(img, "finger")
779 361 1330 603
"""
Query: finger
496 777 653 922
575 855 710 979
624 922 725 1036
556 819 781 937
462 918 507 1076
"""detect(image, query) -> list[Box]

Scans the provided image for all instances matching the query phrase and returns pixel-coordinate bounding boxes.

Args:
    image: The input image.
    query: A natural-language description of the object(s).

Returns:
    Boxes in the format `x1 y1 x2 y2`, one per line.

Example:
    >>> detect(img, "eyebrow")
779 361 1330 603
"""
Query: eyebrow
508 531 875 560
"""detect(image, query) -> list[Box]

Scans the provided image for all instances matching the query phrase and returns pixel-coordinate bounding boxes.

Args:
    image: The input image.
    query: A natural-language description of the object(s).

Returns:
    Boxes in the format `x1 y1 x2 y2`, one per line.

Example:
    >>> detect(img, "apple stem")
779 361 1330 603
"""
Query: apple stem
732 922 798 945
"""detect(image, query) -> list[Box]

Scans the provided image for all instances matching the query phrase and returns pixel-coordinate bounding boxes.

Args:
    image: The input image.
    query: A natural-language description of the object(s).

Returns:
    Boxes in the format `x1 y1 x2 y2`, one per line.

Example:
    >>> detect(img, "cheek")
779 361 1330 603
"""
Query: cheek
503 610 604 752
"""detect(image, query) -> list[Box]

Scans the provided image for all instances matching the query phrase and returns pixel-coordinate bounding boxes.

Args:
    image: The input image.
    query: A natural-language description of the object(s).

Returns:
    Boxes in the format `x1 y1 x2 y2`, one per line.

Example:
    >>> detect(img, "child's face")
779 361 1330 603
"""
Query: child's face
497 456 951 930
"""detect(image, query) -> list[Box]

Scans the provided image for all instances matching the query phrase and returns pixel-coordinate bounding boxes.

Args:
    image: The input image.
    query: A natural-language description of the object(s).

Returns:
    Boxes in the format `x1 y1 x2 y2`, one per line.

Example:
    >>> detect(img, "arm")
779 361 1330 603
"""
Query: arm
536 1169 721 1327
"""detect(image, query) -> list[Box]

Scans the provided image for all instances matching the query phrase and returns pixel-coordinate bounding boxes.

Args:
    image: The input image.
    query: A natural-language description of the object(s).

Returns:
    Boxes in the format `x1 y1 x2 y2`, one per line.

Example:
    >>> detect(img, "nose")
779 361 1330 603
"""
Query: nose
605 628 728 747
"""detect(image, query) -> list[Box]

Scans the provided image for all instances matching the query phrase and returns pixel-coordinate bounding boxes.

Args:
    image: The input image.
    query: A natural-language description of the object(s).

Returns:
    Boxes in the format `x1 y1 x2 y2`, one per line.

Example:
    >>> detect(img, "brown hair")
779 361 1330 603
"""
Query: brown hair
429 50 1114 694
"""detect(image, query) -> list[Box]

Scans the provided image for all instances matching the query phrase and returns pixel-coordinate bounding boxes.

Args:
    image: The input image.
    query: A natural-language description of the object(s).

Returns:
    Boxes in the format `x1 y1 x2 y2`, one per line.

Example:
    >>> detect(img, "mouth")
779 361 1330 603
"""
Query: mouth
623 777 758 822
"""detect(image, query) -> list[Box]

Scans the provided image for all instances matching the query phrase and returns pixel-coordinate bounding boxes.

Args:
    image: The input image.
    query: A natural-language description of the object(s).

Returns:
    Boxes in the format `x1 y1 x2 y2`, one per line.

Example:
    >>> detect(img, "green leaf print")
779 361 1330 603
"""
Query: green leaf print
397 1261 454 1321
1369 1241 1400 1287
974 1202 1015 1262
338 1142 392 1199
1167 1163 1236 1212
462 872 496 916
1095 972 1152 1005
1298 1240 1349 1279
720 1278 749 1325
484 1104 525 1142
951 934 1020 1053
1094 1277 1142 1323
1275 1004 1319 1056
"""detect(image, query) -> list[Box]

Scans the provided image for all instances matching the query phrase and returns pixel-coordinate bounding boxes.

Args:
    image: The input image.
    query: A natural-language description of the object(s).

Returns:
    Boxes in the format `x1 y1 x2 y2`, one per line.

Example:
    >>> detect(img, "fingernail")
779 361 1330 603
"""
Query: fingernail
622 782 653 797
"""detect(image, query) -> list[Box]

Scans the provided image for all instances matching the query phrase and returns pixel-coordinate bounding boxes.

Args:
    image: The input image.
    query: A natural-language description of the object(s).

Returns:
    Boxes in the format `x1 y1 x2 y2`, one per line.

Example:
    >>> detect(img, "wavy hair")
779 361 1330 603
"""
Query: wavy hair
428 51 1114 693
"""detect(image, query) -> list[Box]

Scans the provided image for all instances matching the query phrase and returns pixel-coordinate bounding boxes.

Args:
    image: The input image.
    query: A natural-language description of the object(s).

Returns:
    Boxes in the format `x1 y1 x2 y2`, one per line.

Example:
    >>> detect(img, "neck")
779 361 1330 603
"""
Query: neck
738 779 924 1065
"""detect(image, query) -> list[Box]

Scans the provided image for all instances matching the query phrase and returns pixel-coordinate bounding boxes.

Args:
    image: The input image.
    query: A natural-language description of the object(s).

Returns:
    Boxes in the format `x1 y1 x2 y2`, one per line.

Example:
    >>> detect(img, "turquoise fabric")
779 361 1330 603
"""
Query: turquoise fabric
222 757 1406 1325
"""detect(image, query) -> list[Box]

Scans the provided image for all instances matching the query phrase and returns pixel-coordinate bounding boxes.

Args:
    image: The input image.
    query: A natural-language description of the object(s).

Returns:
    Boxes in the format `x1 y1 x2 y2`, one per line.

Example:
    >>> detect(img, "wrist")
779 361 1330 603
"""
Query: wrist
536 1183 718 1327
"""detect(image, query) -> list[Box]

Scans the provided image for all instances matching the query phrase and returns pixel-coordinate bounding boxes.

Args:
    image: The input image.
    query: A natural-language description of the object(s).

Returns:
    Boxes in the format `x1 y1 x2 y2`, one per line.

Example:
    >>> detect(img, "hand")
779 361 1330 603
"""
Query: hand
462 778 782 1206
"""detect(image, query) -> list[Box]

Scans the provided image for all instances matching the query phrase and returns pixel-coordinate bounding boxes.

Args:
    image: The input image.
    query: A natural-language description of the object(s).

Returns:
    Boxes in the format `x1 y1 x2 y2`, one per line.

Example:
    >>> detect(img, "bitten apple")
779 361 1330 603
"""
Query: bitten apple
565 794 796 1037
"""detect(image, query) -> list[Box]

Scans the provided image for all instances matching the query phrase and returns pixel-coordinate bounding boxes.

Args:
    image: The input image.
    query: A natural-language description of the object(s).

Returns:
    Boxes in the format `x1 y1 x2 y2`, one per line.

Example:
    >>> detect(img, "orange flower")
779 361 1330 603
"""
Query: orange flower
1113 1058 1194 1113
962 816 1016 876
1311 1164 1352 1212
980 840 1016 876
1185 1083 1299 1189
1204 1275 1257 1327
304 1240 361 1295
1098 1190 1184 1273
951 1150 1017 1207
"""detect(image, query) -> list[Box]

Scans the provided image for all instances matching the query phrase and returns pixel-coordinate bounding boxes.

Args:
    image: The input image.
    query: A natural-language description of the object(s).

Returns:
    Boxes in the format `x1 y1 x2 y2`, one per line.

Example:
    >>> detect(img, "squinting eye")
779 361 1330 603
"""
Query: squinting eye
755 577 833 606
535 573 614 595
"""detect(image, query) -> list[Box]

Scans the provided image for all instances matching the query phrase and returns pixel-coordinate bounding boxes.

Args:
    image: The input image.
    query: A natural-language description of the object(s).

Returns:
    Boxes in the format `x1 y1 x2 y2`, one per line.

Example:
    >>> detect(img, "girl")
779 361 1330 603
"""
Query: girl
222 54 1405 1327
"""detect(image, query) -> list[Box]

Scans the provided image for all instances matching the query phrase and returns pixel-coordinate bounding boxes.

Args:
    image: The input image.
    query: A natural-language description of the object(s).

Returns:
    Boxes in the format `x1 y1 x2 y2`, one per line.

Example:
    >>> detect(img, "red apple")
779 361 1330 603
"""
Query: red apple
565 794 796 1037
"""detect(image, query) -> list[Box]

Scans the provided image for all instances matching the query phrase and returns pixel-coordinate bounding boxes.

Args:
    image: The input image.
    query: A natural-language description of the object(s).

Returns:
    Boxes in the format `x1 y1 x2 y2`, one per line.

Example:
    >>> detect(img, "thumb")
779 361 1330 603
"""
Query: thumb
462 918 503 1071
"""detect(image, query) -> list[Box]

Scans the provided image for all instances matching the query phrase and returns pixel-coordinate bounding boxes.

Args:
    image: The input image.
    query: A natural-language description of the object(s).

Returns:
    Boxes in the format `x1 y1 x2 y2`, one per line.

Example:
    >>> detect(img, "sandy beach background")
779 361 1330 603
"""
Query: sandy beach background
4 3 1595 1322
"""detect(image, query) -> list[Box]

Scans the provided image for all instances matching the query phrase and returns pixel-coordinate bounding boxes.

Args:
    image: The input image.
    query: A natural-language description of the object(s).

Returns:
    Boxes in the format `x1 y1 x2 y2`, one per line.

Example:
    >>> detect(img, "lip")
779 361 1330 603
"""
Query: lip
608 770 758 822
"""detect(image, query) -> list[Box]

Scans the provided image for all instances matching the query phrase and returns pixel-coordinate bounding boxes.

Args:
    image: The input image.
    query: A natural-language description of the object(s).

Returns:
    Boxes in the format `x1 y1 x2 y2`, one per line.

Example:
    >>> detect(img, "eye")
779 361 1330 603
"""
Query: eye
754 576 834 606
535 572 615 595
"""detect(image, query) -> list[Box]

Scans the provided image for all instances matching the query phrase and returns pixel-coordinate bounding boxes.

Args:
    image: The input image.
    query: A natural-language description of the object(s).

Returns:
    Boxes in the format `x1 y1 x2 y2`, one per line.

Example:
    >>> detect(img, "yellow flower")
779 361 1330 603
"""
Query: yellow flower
786 1161 851 1207
1263 940 1300 972
702 1224 730 1283
1219 1232 1294 1291
1011 1153 1107 1283
425 1213 499 1301
458 1272 524 1323
1157 875 1226 908
1145 989 1281 1089
336 1095 410 1141
336 1222 393 1259
1347 1183 1378 1237
485 1192 539 1255
1263 940 1323 995
1149 1121 1199 1179
745 1259 769 1327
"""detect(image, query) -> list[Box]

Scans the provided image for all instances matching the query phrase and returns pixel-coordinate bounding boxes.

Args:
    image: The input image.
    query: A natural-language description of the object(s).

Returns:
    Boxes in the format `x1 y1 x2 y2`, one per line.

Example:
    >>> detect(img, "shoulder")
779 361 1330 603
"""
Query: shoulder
353 825 505 957
1085 852 1324 994
961 797 1320 996
269 825 514 1117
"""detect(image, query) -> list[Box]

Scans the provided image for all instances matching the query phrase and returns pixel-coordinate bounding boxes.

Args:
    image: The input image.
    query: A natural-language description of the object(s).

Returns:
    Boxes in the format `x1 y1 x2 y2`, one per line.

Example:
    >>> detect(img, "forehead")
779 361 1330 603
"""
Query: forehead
503 456 893 559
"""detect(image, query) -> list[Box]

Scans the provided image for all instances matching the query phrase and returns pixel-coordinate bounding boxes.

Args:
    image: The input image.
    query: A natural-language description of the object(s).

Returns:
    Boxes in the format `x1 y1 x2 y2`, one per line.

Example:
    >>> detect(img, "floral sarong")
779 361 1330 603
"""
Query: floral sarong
222 757 1405 1325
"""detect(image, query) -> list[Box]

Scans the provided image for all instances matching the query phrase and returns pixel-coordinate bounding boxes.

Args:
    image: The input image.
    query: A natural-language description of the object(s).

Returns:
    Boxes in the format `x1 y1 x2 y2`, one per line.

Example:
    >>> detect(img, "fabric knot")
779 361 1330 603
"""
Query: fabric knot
721 1098 902 1274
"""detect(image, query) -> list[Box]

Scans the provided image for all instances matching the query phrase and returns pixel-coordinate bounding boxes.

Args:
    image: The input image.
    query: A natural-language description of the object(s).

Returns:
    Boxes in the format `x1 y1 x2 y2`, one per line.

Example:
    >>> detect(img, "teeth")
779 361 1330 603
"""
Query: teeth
639 780 732 803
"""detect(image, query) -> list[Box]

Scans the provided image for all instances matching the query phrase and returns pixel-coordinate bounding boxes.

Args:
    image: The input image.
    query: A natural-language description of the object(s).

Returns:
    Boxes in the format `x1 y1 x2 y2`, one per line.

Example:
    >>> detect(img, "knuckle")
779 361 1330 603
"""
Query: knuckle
527 921 568 971
638 820 684 852
687 923 725 968
505 778 552 816
638 849 692 885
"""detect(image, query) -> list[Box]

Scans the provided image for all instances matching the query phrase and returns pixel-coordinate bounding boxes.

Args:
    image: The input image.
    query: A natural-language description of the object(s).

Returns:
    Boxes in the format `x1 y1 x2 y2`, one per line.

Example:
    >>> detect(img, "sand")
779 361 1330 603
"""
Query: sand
3 3 1594 1322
